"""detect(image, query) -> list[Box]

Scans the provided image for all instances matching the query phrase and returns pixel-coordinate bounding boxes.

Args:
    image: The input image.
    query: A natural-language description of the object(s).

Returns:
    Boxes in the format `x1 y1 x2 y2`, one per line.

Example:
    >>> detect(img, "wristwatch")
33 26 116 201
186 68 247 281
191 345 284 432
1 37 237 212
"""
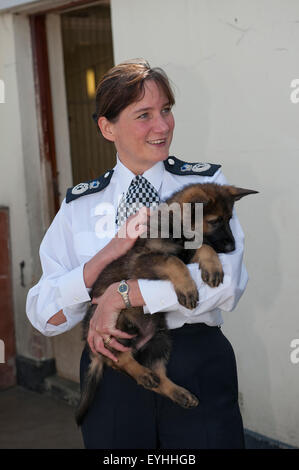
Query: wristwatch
117 280 131 308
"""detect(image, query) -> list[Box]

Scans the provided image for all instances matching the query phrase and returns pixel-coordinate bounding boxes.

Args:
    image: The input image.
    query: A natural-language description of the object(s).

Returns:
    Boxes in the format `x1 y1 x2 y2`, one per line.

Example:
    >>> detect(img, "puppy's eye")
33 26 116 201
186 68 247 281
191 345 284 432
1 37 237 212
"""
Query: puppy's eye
208 217 222 226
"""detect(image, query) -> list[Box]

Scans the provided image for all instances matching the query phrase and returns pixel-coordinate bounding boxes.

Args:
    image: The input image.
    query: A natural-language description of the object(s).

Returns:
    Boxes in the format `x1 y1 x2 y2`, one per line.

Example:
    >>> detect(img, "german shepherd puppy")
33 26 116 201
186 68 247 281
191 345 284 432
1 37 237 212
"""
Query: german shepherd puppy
76 183 257 425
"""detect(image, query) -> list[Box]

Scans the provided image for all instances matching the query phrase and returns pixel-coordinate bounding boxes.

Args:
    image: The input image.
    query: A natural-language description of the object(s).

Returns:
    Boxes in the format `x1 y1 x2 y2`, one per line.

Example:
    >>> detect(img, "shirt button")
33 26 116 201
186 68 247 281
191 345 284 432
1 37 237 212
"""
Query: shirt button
168 158 175 165
104 172 110 178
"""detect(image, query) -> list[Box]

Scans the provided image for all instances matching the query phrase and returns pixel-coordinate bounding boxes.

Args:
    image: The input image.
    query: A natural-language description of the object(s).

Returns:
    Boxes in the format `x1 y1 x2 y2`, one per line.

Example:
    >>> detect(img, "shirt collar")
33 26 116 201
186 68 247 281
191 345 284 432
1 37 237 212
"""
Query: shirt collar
113 153 165 195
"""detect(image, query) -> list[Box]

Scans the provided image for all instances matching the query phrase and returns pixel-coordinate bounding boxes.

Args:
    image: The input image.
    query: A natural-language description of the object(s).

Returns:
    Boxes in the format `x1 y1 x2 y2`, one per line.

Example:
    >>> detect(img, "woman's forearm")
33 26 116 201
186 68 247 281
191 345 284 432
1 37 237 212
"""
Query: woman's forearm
46 281 145 328
127 279 146 307
84 212 149 290
83 243 116 288
92 280 146 309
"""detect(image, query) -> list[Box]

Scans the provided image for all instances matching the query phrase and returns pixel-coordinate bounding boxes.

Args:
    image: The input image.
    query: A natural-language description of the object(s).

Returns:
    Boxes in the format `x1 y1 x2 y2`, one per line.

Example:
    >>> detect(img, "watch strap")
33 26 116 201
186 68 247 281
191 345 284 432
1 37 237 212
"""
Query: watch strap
117 280 131 308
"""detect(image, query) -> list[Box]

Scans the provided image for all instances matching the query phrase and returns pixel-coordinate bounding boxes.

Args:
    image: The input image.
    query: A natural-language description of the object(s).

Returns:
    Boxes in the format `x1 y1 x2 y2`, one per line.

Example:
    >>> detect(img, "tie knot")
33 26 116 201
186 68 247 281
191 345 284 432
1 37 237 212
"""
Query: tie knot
130 174 146 187
115 175 160 227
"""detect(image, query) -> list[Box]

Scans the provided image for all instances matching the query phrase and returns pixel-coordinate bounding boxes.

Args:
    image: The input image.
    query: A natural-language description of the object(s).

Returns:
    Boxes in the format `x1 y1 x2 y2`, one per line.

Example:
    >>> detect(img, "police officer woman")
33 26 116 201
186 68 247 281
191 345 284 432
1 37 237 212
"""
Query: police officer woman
26 59 247 449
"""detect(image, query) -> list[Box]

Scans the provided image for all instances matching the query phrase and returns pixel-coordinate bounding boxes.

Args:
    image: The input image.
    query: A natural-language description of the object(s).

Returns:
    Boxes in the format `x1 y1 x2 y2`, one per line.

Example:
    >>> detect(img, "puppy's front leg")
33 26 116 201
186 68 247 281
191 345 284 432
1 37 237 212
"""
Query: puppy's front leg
191 244 224 287
134 254 198 309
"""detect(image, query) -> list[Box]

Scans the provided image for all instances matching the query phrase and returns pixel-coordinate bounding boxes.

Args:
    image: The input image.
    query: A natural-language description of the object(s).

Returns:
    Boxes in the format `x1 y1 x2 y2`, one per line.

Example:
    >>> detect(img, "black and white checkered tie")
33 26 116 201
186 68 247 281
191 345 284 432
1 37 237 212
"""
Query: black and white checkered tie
116 175 160 227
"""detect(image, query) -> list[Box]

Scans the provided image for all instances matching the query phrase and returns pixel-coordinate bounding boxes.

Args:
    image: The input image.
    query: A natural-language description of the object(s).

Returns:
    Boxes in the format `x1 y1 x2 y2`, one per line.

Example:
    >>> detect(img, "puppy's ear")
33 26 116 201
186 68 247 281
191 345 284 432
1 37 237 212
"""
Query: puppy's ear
227 186 259 201
185 187 211 205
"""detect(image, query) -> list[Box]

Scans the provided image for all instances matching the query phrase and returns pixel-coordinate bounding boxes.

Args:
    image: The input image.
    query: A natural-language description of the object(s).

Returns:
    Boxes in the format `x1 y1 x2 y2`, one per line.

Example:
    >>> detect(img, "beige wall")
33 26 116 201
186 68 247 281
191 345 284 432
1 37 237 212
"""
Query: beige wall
0 13 53 360
111 0 299 447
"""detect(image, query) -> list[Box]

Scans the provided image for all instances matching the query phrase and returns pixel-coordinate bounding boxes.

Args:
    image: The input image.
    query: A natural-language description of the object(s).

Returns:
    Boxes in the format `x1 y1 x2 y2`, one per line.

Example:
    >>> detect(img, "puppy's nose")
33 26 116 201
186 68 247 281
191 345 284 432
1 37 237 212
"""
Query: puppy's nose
224 242 235 252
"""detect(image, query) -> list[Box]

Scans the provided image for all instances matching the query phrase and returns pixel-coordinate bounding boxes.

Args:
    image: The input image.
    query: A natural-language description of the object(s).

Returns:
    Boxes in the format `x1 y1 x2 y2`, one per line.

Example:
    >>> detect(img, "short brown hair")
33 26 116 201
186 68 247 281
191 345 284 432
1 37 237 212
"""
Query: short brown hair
95 58 175 123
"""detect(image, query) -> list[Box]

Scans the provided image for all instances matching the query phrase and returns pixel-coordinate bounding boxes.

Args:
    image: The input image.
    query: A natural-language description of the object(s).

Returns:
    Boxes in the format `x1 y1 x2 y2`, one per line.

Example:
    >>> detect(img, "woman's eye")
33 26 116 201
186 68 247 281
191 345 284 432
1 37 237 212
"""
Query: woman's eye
162 107 171 114
137 113 148 120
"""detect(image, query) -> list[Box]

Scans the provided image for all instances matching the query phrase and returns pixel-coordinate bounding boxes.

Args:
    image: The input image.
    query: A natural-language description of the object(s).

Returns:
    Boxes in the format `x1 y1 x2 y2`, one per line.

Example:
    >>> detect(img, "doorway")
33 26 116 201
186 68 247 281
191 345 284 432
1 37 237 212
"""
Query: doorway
0 208 16 389
61 2 116 185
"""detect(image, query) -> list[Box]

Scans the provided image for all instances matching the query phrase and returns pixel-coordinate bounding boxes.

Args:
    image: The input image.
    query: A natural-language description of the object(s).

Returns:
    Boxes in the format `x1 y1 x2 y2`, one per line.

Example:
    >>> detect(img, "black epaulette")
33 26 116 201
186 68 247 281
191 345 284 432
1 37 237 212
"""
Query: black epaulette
66 169 114 203
164 156 221 176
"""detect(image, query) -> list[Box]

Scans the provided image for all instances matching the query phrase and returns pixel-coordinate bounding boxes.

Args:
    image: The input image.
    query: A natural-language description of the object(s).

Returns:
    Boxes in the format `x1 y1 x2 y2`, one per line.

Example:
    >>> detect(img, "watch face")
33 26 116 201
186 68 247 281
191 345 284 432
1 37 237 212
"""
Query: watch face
119 284 128 294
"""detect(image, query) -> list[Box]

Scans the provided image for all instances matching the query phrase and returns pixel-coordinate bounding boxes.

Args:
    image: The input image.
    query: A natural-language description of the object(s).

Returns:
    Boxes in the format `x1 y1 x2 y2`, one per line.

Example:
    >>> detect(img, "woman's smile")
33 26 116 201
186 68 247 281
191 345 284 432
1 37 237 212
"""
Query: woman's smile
146 138 167 145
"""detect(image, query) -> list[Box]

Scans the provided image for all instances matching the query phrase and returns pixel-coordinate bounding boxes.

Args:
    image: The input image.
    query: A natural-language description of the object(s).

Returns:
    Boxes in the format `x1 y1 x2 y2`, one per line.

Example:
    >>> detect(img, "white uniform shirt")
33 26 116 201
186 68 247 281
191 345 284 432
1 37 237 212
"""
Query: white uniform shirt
26 156 248 336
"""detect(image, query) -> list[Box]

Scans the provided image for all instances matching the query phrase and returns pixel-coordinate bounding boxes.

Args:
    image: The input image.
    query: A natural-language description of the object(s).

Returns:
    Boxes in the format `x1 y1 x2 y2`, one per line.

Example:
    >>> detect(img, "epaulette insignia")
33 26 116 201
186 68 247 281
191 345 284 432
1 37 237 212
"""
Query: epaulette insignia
66 169 114 203
164 156 221 177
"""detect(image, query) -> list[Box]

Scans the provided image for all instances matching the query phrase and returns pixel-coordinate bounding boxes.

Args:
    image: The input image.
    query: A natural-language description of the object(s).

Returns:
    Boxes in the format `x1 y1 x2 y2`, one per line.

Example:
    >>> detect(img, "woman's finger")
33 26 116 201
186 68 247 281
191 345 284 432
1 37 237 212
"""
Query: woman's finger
93 336 119 363
108 338 132 352
117 208 148 239
126 210 148 239
110 328 137 339
134 223 148 237
101 347 119 363
87 332 97 355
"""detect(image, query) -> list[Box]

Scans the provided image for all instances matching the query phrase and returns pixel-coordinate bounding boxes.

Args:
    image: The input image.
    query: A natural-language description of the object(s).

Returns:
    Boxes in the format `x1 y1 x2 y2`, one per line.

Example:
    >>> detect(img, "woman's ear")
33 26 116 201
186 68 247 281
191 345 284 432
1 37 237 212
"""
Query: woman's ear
98 116 115 142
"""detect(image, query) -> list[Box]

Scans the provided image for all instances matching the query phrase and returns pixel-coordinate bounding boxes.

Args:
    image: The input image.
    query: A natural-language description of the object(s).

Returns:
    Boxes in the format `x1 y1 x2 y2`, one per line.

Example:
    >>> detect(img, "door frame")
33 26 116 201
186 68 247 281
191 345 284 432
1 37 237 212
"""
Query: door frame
0 207 16 389
29 1 109 213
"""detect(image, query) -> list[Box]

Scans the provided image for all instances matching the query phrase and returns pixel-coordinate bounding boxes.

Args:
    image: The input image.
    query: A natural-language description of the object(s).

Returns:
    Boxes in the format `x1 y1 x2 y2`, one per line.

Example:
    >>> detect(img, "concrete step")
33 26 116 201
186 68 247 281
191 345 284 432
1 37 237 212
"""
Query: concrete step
44 375 80 408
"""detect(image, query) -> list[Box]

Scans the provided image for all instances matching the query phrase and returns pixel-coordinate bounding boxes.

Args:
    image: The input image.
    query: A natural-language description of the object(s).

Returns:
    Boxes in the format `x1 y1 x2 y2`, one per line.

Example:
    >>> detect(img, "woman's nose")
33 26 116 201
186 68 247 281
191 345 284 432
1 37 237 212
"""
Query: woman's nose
152 115 170 133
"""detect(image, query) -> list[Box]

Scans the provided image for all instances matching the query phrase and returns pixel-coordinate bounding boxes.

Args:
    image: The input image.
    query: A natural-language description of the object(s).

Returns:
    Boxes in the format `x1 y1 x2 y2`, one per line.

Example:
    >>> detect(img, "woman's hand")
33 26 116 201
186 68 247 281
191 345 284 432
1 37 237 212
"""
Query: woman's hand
108 206 149 260
87 282 136 362
83 207 149 289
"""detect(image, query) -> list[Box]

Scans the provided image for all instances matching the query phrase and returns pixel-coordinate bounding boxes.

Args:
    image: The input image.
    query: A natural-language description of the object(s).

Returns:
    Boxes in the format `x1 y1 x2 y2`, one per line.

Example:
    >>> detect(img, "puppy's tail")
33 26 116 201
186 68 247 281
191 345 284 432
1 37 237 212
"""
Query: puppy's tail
75 353 104 426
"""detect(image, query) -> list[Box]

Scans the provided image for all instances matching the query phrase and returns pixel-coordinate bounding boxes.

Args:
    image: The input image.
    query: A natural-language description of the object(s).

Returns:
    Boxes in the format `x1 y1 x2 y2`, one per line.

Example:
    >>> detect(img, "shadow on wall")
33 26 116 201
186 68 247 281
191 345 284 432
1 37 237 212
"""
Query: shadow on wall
223 165 288 444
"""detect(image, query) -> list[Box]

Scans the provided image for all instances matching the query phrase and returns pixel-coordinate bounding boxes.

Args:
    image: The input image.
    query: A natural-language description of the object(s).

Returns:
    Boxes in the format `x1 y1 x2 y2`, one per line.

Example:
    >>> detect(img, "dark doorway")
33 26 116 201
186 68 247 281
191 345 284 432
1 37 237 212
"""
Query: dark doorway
61 3 116 185
0 208 16 389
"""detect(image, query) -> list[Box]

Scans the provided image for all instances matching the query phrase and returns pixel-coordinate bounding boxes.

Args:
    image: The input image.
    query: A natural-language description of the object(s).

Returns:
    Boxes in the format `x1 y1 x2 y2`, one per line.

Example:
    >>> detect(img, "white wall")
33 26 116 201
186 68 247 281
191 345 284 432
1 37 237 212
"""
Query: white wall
46 13 73 204
111 0 299 447
0 13 53 360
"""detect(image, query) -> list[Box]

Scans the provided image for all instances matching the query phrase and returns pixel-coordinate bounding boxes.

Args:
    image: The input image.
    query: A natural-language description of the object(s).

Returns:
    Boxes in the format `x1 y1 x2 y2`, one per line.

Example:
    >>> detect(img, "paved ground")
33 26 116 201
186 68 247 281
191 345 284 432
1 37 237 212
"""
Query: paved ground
0 385 290 449
0 386 84 449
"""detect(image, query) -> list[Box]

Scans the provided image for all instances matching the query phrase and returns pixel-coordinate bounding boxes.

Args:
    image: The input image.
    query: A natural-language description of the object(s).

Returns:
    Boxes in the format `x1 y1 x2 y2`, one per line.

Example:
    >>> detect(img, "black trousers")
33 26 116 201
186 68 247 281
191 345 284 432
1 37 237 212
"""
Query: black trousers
80 323 245 449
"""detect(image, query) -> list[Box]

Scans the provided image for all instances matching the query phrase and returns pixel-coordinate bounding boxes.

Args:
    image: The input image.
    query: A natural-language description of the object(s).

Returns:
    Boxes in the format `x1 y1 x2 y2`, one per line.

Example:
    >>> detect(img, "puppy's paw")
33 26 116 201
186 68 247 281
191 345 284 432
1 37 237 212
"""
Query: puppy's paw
175 280 198 310
171 387 199 409
200 262 224 287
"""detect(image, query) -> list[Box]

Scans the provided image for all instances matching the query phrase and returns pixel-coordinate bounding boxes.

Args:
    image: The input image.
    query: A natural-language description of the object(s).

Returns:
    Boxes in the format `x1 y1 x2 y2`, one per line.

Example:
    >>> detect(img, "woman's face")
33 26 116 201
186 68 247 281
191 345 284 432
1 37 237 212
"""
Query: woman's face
103 80 175 174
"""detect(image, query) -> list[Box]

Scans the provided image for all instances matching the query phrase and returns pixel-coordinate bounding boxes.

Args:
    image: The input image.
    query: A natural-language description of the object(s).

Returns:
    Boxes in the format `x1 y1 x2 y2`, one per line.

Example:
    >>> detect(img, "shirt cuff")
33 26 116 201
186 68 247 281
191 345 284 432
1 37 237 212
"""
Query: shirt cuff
57 263 91 306
44 320 70 336
138 279 179 314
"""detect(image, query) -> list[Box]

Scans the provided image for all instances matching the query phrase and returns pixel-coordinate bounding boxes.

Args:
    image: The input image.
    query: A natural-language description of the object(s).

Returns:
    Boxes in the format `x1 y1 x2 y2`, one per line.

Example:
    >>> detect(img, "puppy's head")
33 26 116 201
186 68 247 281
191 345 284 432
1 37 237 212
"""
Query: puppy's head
179 183 258 253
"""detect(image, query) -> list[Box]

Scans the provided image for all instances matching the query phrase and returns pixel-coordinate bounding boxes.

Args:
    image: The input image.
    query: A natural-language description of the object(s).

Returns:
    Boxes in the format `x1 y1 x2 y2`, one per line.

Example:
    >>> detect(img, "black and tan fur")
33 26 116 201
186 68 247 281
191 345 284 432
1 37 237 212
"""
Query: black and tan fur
76 183 257 425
